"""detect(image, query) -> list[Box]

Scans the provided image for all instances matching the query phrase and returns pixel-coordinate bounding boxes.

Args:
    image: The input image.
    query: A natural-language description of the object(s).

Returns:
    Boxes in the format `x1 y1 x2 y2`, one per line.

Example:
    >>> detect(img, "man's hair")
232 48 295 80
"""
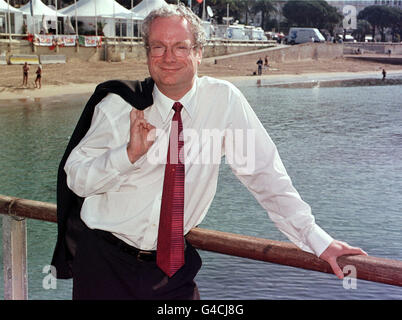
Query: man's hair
142 3 207 50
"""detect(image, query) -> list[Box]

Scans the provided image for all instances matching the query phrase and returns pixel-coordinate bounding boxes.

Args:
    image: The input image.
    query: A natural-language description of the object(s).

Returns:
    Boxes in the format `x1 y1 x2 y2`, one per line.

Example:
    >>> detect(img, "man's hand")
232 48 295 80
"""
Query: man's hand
319 240 368 279
127 109 156 164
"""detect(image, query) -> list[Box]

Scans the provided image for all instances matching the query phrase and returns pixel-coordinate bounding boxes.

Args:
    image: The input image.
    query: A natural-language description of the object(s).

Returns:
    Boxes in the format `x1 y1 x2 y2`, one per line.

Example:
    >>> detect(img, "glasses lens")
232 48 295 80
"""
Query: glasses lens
150 45 165 57
149 44 195 57
174 46 192 57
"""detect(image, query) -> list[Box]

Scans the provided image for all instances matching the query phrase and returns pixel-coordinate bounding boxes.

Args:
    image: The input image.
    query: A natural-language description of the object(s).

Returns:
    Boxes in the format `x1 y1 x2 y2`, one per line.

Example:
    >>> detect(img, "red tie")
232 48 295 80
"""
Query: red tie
157 102 185 277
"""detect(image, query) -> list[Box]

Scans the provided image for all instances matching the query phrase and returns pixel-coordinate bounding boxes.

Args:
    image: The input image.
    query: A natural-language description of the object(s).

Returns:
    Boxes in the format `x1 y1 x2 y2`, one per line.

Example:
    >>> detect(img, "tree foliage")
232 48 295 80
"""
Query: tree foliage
351 19 372 42
251 0 277 30
358 5 402 41
282 0 342 32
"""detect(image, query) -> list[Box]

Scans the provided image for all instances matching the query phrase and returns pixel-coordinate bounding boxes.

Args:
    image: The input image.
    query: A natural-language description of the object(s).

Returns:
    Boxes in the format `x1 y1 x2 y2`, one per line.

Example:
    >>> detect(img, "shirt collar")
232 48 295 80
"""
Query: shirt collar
152 77 198 123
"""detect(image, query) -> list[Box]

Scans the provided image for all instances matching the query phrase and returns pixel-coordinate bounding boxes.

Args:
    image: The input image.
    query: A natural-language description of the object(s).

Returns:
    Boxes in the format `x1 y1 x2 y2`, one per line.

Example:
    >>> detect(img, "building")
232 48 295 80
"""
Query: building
274 0 402 12
325 0 402 13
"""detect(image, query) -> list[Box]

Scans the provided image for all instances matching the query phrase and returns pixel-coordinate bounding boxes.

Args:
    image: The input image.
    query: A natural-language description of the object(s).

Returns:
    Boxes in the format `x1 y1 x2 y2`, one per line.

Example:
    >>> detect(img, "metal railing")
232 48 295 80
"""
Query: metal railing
1 194 401 300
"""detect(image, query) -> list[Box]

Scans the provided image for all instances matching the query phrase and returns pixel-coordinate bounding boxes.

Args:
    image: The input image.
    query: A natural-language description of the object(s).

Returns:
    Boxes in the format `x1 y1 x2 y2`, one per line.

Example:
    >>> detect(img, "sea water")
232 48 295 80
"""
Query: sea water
0 75 401 299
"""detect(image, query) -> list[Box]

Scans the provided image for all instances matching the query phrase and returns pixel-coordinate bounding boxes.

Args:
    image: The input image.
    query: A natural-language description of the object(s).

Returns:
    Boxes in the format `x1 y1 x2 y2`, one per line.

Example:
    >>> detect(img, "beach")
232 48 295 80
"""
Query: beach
1 53 402 100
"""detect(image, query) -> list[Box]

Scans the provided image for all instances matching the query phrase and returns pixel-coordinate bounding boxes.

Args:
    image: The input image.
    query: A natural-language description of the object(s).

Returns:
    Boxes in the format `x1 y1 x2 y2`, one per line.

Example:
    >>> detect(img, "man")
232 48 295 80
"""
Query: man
22 62 29 87
53 4 366 300
35 64 42 89
256 57 263 75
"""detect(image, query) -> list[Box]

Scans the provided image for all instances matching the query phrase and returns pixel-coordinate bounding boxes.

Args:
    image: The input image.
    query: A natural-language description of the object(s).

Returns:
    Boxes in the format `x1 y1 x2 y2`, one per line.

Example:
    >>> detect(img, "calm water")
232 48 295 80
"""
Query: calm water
0 76 401 299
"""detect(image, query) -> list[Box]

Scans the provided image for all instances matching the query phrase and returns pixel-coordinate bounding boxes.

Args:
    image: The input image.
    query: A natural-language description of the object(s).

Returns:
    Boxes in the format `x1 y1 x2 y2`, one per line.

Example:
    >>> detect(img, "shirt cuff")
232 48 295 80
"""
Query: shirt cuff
305 224 334 257
108 144 141 174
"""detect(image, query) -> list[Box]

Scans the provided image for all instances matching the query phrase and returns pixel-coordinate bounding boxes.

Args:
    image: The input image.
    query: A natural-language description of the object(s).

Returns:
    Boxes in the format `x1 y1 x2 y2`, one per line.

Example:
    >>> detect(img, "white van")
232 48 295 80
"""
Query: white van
202 21 212 39
285 28 325 44
225 25 247 40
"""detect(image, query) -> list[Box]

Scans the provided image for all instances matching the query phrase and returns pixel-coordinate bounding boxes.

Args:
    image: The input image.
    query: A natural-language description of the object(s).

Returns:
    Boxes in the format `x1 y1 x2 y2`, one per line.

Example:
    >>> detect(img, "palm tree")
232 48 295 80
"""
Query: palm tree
352 19 371 42
251 0 277 30
358 5 399 42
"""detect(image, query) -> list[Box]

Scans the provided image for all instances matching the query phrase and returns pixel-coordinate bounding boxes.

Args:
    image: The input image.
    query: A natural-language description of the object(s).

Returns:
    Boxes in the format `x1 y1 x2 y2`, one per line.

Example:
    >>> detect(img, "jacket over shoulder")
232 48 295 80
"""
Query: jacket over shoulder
51 78 154 279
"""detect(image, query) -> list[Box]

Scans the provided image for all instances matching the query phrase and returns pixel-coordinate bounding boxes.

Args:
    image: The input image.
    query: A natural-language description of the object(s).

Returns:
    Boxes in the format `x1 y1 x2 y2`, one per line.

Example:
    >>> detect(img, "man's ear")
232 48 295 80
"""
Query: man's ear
196 48 203 65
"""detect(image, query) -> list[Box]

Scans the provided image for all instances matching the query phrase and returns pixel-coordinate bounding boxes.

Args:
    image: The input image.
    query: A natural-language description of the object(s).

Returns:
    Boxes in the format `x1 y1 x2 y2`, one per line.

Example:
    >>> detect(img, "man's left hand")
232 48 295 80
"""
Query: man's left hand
319 240 368 279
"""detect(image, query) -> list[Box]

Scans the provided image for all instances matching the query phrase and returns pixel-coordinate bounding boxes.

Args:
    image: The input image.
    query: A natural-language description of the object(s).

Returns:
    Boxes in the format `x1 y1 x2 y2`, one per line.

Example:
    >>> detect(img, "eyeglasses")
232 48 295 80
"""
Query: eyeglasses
147 43 197 57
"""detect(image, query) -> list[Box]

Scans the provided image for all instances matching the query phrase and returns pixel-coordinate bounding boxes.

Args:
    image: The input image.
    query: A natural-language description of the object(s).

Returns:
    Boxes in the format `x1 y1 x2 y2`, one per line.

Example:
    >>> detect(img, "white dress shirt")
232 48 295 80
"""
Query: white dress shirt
64 76 333 256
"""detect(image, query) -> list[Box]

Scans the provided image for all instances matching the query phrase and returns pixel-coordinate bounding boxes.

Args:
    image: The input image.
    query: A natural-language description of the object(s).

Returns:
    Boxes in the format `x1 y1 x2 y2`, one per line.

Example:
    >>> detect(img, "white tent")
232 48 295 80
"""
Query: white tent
60 0 134 18
131 0 168 20
19 0 66 34
0 0 23 14
60 0 141 37
19 0 65 18
0 0 24 34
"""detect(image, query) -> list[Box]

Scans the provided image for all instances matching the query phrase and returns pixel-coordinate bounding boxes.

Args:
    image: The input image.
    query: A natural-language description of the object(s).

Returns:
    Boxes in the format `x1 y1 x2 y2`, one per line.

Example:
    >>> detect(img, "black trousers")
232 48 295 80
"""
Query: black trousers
72 228 202 300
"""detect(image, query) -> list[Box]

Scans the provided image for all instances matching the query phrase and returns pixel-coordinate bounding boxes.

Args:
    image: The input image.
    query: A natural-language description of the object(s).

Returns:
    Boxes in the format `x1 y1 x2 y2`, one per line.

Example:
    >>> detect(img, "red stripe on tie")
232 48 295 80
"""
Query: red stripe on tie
157 102 185 277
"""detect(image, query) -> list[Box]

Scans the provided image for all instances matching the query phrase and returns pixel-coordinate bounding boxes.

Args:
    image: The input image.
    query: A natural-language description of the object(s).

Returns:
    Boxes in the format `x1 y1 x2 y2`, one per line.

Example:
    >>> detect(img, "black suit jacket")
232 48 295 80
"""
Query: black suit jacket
51 78 154 279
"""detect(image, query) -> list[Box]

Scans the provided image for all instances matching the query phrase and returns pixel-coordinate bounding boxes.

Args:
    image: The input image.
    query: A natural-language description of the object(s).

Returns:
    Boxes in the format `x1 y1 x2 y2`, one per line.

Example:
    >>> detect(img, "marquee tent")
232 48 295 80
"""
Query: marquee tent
19 0 66 34
60 0 141 37
131 0 168 20
0 0 23 34
60 0 136 19
0 0 23 14
19 0 65 18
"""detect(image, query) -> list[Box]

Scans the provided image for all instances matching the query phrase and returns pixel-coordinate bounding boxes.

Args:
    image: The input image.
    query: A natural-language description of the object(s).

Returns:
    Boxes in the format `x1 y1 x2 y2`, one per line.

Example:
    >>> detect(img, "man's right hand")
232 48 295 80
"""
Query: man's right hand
127 109 156 164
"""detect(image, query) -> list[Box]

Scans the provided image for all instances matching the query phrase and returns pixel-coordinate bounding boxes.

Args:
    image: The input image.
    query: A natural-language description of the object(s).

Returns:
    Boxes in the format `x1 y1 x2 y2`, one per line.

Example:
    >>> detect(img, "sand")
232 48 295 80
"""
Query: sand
1 53 401 101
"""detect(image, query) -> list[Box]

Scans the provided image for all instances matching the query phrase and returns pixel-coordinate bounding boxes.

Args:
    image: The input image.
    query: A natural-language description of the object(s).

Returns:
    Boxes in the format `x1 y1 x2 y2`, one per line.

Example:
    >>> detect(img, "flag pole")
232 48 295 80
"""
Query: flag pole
55 0 58 36
131 0 133 44
74 0 79 52
55 0 59 52
95 0 98 37
7 0 12 44
95 0 98 52
30 0 35 35
113 0 115 41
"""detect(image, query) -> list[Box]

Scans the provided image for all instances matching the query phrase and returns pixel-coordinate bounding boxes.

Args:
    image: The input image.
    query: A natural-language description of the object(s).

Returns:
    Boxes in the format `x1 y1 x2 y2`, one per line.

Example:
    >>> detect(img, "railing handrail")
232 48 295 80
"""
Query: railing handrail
0 33 276 46
1 194 402 292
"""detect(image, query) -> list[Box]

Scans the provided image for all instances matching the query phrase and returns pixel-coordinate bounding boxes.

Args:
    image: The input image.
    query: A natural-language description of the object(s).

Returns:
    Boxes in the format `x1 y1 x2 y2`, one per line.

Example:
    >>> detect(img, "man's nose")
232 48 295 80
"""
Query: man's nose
162 47 177 61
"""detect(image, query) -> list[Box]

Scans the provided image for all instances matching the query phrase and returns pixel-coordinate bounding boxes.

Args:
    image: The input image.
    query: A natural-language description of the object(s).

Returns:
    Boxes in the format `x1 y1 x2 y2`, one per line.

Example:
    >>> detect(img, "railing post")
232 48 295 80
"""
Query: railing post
2 215 28 300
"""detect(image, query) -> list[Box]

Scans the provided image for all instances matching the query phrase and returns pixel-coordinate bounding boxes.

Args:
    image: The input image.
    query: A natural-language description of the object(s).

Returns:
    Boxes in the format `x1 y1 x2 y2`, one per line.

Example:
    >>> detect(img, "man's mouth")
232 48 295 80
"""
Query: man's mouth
159 64 182 71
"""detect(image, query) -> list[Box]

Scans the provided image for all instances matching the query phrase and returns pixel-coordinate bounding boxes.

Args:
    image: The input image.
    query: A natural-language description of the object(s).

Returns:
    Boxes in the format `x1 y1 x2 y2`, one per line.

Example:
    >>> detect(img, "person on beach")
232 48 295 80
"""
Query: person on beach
264 56 269 70
35 65 42 89
53 3 367 300
22 62 29 87
382 69 387 80
256 57 263 75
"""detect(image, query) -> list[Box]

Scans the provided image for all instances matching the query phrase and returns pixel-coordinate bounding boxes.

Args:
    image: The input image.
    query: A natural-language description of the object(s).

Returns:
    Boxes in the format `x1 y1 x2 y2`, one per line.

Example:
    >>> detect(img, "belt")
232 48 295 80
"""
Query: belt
94 229 157 262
